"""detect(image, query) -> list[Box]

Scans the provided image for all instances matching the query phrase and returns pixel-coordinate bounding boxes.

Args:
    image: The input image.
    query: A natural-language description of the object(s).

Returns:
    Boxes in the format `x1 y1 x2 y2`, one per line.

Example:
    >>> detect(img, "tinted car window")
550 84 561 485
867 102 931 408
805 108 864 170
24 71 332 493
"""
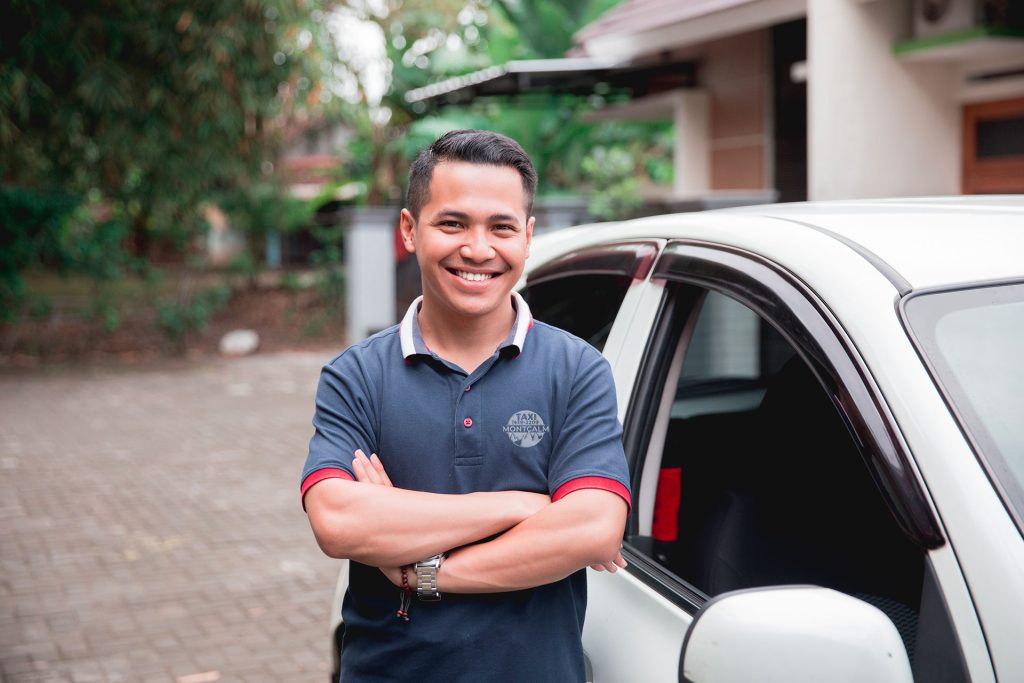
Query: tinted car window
521 274 632 351
631 285 929 664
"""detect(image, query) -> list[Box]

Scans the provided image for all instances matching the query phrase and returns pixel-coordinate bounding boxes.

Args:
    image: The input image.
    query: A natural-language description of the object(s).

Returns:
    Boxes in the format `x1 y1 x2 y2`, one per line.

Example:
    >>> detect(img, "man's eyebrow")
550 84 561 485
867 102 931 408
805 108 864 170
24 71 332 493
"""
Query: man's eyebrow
431 210 522 225
487 213 522 224
432 210 471 221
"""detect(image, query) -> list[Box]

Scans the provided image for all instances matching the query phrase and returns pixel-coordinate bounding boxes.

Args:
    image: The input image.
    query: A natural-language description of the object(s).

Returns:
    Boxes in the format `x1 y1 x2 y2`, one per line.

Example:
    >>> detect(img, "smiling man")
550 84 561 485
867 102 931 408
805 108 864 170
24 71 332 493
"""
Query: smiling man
301 130 630 682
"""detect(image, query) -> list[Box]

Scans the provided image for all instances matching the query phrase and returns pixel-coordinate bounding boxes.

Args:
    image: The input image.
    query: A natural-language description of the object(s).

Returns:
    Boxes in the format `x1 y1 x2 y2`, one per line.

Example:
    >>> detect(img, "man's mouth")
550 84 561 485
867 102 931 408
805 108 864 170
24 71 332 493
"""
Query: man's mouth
449 269 497 282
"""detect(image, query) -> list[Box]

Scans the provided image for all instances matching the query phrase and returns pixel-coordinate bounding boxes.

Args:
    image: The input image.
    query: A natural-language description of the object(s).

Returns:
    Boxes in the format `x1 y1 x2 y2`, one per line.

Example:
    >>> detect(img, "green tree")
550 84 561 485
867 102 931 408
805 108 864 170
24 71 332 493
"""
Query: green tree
0 0 344 317
1 0 346 246
489 0 620 58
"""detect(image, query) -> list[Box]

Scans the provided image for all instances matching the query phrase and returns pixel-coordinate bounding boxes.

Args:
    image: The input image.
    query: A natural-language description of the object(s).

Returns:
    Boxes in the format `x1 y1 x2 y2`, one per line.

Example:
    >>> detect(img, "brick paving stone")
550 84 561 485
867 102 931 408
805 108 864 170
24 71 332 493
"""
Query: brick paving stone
1 353 343 682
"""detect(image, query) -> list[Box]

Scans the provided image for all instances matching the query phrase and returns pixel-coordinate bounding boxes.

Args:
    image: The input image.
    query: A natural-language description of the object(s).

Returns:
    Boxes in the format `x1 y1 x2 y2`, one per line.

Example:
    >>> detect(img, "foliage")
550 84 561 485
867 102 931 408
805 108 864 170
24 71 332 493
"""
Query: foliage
1 0 343 331
309 223 346 312
489 0 621 58
220 182 321 242
1 0 345 274
155 282 232 351
0 186 77 319
581 146 642 220
580 121 676 219
339 0 673 205
280 271 305 293
0 185 150 321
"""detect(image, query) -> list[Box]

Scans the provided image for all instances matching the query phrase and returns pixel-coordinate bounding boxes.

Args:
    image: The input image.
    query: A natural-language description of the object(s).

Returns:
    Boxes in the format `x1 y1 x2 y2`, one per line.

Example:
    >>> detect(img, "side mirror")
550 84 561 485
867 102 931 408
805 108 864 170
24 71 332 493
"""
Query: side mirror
680 586 913 683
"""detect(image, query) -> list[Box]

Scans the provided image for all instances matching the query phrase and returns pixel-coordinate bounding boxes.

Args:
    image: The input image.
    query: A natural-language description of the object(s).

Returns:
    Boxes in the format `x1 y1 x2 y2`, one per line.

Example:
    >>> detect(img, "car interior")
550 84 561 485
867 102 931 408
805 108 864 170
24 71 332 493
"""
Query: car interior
636 288 968 681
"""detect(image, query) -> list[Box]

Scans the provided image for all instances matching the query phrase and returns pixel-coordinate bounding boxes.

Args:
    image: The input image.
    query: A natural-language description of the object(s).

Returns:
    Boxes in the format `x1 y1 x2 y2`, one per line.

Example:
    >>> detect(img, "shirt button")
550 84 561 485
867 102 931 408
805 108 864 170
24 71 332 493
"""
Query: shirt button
464 385 471 392
463 417 473 428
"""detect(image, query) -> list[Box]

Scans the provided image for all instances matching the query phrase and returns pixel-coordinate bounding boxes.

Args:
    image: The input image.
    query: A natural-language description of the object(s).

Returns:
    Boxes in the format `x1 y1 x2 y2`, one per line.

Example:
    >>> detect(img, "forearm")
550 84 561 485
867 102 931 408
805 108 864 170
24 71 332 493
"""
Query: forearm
437 489 627 593
305 478 545 567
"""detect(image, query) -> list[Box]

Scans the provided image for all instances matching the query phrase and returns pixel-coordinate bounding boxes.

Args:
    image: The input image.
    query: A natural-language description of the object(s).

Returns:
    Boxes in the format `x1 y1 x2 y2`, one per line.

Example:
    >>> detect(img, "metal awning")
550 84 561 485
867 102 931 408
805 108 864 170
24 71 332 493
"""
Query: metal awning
404 57 696 107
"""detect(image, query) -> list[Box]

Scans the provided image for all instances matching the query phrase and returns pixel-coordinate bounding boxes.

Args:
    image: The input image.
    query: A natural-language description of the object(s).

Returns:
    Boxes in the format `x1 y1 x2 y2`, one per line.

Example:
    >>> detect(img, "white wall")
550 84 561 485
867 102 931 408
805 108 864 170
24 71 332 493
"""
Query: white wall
807 0 960 199
346 208 397 343
674 90 711 197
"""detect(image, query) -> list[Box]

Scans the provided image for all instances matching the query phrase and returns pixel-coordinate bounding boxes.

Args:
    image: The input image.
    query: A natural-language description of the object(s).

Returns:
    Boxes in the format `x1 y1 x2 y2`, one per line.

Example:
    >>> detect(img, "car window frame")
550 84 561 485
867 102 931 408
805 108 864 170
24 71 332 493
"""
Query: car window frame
525 240 661 287
619 239 945 613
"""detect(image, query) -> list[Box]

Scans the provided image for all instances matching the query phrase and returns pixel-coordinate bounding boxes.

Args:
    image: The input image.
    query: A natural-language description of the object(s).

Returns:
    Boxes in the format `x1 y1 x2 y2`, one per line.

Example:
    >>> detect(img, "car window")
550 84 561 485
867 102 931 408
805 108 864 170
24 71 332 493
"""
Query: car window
903 281 1024 533
626 283 964 680
520 274 632 351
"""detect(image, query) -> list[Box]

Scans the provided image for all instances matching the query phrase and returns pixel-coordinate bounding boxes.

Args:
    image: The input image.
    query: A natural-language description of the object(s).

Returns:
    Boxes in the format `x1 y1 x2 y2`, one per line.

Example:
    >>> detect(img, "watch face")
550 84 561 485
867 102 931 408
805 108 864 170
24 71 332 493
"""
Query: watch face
922 0 950 23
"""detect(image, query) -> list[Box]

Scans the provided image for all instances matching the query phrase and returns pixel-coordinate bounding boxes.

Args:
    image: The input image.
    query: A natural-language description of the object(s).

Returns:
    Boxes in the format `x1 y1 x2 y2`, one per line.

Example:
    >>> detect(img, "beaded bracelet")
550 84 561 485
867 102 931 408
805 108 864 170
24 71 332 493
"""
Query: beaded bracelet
396 565 413 621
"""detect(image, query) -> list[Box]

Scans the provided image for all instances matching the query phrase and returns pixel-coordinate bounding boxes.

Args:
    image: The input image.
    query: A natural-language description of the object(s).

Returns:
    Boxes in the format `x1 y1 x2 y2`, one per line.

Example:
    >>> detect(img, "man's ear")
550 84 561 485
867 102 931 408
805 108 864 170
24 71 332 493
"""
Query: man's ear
399 208 416 253
525 216 535 259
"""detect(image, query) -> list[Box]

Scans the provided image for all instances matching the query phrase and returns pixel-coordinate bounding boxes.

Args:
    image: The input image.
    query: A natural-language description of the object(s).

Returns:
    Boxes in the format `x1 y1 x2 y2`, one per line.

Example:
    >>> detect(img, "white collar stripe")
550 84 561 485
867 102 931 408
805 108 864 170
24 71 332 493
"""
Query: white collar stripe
399 293 533 360
509 291 532 352
399 296 422 358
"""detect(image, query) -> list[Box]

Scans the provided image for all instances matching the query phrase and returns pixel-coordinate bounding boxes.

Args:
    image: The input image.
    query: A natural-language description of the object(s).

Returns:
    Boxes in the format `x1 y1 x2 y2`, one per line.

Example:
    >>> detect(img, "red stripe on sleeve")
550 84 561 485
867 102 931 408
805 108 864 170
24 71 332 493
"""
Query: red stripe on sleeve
652 467 682 542
552 476 631 511
301 468 354 510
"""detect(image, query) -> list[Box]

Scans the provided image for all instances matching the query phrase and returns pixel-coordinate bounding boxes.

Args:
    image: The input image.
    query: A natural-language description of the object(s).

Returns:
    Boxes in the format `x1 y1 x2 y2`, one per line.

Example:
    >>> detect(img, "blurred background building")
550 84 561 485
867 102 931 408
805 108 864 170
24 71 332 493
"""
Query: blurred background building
409 0 1024 201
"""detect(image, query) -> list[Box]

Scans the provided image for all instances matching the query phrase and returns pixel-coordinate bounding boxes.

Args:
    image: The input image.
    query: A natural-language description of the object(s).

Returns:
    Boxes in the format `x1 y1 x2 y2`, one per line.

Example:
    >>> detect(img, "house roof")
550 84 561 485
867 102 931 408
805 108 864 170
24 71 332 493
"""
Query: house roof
575 0 754 44
403 57 695 107
573 0 806 60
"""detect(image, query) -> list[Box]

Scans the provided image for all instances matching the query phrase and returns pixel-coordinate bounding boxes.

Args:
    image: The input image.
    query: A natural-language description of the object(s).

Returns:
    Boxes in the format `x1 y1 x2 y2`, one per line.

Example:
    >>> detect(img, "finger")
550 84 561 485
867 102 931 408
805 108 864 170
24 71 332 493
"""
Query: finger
369 454 393 487
354 450 384 486
614 553 627 569
589 564 605 572
352 456 368 482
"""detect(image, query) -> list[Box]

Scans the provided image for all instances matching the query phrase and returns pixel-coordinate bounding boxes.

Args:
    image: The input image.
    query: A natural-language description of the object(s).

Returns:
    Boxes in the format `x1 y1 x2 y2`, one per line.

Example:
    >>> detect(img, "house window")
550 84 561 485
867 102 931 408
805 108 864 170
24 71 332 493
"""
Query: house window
962 97 1024 194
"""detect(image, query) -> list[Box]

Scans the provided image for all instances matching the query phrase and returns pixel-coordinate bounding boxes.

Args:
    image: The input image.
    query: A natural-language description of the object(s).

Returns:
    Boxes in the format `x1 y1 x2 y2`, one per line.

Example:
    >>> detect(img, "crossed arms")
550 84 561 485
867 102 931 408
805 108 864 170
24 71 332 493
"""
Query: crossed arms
304 450 629 593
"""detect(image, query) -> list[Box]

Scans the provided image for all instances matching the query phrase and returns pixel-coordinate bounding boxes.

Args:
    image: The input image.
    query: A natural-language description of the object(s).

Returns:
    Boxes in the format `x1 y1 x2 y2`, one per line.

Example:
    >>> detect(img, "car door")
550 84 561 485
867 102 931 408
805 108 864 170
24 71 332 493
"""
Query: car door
584 240 982 683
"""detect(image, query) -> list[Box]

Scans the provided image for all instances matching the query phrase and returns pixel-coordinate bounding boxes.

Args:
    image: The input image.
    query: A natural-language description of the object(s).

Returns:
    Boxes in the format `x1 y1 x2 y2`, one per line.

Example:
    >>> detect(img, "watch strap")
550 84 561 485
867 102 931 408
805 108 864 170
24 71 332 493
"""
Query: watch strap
414 553 444 601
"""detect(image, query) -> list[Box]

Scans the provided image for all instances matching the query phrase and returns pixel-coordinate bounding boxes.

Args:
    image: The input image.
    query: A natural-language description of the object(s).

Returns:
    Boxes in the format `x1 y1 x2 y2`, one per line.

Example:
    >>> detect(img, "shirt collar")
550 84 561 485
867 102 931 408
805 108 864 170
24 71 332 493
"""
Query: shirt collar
399 291 533 360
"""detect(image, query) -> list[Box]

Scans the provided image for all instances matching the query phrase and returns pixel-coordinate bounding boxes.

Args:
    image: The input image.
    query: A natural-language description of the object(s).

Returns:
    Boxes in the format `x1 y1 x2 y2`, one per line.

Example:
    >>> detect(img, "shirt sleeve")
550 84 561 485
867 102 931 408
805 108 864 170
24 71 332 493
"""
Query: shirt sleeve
300 348 380 508
547 345 631 509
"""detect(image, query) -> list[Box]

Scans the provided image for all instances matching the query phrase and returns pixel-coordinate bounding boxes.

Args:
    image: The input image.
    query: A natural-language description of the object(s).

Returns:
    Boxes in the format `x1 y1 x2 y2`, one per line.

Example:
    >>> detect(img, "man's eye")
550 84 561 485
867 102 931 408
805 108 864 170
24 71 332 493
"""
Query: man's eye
494 224 516 232
440 221 462 229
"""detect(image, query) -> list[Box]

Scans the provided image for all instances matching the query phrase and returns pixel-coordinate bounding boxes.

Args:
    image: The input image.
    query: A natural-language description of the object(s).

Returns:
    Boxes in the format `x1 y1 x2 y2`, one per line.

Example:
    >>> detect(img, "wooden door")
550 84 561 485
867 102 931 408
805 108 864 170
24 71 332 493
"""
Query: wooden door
962 97 1024 194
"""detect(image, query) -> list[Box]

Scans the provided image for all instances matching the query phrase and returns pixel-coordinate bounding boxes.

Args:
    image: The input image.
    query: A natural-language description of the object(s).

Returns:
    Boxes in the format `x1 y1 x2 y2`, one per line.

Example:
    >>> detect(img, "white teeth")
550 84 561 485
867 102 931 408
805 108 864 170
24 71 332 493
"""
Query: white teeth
456 270 493 282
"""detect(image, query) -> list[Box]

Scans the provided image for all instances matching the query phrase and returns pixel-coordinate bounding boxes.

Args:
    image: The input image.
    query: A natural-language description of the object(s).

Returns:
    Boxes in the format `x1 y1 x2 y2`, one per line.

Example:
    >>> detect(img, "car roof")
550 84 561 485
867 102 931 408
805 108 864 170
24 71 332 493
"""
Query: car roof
532 196 1024 291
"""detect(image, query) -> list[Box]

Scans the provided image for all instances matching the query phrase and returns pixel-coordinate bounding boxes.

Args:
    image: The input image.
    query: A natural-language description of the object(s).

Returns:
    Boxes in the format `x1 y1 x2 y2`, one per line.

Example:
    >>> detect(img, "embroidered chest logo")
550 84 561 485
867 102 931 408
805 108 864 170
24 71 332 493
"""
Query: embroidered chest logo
503 410 551 448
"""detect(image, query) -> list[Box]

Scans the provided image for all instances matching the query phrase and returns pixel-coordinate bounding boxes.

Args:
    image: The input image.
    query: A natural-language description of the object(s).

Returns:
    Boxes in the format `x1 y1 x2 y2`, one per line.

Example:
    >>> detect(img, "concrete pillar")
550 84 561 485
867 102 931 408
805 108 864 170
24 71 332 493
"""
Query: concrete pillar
345 207 398 343
807 0 960 199
674 90 711 197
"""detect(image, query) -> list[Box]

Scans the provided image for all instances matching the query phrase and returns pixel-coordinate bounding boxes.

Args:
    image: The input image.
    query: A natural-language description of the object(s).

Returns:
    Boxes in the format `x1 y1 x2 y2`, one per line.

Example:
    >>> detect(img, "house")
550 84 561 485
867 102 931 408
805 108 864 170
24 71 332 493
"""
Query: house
408 0 1024 201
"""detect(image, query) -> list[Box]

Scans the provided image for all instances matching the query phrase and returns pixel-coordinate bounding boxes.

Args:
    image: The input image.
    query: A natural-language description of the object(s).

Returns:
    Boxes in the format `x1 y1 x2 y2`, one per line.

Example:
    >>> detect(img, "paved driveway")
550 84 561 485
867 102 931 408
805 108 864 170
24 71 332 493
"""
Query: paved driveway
0 352 341 683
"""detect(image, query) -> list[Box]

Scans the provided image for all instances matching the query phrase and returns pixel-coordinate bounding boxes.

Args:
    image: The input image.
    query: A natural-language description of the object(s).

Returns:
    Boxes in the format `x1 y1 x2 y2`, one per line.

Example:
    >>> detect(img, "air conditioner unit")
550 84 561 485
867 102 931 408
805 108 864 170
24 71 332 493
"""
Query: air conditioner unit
914 0 1024 40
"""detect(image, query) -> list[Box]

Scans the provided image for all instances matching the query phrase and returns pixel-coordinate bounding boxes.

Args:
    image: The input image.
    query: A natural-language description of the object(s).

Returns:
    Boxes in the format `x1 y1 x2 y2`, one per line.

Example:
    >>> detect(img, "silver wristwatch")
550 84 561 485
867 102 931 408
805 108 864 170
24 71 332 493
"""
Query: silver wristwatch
414 553 445 601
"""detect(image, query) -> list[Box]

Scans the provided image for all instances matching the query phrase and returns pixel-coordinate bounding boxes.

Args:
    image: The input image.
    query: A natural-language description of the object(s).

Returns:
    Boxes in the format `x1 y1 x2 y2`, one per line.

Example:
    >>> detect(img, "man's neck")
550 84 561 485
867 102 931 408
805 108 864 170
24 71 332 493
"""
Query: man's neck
417 296 516 374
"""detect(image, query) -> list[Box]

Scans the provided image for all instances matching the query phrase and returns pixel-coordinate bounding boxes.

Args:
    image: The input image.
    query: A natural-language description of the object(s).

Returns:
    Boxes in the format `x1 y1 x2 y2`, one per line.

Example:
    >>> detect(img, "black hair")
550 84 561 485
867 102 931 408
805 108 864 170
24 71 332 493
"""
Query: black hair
406 129 538 219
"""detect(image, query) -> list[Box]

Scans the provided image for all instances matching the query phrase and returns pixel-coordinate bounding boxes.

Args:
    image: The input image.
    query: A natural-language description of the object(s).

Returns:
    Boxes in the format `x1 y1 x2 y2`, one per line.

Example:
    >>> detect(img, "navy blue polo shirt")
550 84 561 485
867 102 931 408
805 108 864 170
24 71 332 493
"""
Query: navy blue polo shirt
301 292 630 683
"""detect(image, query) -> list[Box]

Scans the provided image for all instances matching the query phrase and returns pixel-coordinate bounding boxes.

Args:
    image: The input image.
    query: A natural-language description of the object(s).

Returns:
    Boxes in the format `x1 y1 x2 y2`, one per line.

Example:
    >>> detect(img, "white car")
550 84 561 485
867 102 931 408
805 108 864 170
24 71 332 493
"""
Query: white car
331 196 1024 682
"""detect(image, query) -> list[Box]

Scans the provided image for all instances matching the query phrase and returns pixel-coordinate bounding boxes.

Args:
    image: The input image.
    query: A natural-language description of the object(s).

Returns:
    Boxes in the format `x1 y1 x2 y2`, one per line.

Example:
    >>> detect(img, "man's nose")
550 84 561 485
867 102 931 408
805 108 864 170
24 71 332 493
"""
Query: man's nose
460 227 496 262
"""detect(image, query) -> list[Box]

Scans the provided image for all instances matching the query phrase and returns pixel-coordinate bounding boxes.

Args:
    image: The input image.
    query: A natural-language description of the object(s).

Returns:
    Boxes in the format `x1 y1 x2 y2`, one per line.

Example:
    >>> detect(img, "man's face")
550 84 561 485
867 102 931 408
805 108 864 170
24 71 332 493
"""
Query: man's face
400 161 534 323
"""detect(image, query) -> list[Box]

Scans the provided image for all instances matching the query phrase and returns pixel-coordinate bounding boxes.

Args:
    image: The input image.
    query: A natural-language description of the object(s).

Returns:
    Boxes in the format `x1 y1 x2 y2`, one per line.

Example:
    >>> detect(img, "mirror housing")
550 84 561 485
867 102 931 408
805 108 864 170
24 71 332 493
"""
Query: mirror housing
680 586 913 683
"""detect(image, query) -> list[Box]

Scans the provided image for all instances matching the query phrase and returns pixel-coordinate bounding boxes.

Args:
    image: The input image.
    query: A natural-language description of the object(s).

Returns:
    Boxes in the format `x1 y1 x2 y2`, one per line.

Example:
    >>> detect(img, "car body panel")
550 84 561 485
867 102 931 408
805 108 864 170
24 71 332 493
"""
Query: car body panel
583 566 691 683
523 197 1024 681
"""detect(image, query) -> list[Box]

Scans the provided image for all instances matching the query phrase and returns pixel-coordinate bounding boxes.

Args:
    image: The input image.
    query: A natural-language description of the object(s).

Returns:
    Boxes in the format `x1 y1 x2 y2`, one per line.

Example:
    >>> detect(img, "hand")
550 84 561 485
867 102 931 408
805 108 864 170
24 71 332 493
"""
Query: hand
379 565 403 588
590 549 627 573
353 449 392 487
